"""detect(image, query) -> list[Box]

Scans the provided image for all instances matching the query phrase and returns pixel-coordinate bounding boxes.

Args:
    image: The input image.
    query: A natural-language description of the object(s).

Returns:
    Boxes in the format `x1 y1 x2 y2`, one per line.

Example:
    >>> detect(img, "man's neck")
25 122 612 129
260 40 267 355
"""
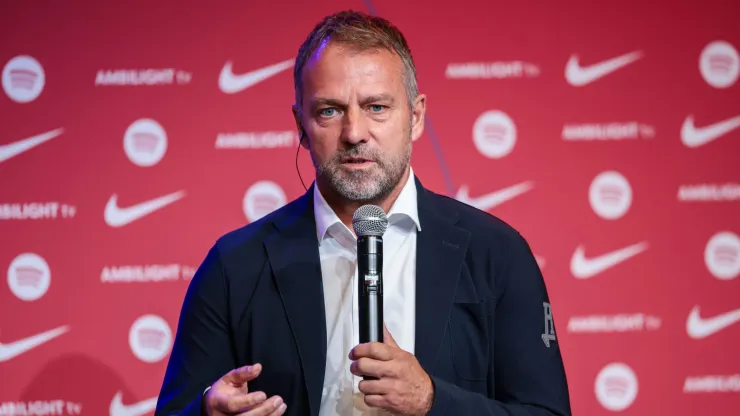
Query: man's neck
318 167 411 233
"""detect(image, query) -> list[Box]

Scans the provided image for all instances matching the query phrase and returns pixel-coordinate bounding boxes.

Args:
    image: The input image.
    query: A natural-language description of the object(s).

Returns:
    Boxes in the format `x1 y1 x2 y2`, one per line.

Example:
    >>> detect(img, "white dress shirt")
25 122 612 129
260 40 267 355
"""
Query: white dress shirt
315 168 420 416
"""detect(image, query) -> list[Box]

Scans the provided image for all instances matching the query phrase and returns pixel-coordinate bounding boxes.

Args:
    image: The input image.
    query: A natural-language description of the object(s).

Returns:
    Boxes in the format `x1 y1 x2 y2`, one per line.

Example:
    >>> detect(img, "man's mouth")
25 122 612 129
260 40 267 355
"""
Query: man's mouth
342 157 372 164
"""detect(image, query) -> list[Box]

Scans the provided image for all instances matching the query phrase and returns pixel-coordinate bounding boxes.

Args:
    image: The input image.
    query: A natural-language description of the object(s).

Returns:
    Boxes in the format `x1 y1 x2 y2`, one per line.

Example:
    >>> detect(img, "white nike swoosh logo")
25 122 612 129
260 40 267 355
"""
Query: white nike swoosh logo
680 114 740 148
109 391 158 416
570 241 649 279
218 59 294 94
104 190 186 228
0 326 70 362
0 128 64 164
565 51 643 86
686 305 740 339
455 181 534 211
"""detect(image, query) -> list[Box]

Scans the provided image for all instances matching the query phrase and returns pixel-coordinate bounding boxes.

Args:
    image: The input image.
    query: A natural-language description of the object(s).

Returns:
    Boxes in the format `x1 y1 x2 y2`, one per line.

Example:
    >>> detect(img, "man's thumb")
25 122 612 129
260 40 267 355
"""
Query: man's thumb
383 324 398 347
226 363 262 384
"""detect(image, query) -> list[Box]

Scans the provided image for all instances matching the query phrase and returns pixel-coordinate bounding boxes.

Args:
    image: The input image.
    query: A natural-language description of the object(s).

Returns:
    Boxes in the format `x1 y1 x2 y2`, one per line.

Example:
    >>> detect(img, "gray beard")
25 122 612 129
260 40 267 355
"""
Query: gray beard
314 138 411 203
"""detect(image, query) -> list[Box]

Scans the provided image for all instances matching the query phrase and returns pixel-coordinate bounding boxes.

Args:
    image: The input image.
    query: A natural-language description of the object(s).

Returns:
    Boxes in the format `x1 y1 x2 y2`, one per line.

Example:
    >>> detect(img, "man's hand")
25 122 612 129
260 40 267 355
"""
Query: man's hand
204 363 287 415
349 325 434 416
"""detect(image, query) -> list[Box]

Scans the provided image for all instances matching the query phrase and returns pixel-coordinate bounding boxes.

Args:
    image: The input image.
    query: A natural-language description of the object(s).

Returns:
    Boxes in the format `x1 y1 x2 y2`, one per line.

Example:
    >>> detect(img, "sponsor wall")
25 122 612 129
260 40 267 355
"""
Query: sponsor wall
1 1 739 415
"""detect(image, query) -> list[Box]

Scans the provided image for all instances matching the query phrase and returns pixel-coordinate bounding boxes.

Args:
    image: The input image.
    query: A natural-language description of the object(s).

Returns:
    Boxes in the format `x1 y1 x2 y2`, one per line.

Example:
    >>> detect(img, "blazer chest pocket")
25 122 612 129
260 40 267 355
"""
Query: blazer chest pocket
448 299 490 381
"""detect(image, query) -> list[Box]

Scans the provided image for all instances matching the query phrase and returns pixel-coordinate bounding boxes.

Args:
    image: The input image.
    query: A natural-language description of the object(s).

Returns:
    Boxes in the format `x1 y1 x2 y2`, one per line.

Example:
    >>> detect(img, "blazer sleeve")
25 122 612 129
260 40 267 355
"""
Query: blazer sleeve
428 231 572 416
154 244 237 416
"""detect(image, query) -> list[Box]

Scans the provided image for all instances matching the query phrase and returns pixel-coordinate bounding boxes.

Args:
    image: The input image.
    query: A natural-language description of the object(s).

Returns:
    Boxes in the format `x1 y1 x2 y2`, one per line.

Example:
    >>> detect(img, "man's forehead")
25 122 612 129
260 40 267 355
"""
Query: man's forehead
301 42 405 101
308 39 400 66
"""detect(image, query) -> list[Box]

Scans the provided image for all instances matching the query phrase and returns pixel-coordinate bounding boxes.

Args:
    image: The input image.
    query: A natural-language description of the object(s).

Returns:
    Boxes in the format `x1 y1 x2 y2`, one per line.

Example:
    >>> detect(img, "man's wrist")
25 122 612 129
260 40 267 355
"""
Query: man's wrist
425 375 453 416
422 373 435 414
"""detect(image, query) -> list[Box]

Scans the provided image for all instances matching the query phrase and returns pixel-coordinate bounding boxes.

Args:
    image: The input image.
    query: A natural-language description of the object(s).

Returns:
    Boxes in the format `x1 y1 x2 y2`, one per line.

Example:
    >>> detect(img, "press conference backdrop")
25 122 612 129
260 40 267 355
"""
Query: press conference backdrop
1 0 739 415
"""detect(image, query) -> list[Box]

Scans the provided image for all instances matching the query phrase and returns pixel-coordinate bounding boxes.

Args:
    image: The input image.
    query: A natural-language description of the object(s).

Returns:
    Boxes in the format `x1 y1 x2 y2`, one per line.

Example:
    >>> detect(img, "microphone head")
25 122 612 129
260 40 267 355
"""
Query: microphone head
352 205 388 237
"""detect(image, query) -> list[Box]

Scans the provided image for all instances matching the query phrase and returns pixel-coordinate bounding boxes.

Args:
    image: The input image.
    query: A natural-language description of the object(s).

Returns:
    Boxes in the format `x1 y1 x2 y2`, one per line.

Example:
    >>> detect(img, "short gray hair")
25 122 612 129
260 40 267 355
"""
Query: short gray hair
293 10 419 113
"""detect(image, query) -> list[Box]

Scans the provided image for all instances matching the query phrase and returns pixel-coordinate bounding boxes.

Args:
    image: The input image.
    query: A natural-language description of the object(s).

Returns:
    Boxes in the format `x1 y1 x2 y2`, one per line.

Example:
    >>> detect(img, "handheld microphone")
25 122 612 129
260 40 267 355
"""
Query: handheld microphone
352 205 388 380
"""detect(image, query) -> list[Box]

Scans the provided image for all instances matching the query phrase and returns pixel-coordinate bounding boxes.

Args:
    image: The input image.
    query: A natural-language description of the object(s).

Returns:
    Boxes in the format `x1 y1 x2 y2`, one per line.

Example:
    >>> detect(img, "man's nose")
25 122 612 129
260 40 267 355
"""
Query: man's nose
341 106 369 144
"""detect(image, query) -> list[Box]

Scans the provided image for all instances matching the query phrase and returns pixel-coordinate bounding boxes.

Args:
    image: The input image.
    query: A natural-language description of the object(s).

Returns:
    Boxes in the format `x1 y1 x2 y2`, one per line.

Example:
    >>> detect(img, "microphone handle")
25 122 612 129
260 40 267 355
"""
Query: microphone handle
358 235 383 381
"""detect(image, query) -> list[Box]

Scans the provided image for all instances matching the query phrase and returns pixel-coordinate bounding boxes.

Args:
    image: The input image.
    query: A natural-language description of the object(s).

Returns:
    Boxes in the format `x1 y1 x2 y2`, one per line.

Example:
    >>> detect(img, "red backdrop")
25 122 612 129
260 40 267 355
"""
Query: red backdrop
1 1 739 415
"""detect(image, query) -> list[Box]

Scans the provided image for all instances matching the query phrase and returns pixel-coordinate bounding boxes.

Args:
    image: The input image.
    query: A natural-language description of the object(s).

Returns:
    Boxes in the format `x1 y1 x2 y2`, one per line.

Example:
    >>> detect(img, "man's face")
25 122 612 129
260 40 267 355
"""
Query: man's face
294 41 426 203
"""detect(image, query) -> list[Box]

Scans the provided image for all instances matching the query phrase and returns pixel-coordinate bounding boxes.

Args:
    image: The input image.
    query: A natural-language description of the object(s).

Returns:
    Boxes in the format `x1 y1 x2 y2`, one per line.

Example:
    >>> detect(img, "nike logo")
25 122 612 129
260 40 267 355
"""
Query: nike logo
104 190 186 228
455 181 534 211
571 241 649 279
565 51 643 86
0 325 70 362
109 391 158 416
218 59 294 94
681 114 740 148
687 305 740 339
0 128 64 164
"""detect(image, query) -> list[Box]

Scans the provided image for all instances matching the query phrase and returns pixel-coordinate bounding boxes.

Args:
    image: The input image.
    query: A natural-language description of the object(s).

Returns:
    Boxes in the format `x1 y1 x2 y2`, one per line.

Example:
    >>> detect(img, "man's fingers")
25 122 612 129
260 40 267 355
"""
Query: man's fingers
214 391 267 413
236 396 286 416
363 394 388 410
226 363 262 385
349 342 394 361
265 400 288 416
350 357 395 378
358 379 393 395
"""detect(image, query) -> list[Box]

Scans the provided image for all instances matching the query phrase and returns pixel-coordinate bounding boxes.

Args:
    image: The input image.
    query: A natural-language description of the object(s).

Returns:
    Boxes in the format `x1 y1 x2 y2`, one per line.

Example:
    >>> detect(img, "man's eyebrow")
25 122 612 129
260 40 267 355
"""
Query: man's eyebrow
361 93 395 104
310 93 396 108
311 97 345 108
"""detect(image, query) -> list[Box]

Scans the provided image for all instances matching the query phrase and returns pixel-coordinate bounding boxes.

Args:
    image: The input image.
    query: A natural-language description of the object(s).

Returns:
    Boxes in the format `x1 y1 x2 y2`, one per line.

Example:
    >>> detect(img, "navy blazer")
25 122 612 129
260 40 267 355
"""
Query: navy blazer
154 176 571 416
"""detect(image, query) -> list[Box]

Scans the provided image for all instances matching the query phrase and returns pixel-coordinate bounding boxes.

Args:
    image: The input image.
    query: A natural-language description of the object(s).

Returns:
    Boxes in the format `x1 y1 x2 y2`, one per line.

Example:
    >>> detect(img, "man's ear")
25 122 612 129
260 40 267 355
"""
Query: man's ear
410 93 427 143
292 104 310 150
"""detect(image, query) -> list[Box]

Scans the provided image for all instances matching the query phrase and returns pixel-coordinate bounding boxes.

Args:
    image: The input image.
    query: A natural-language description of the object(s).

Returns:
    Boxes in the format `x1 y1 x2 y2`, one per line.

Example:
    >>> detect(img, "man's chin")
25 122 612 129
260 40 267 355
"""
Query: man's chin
320 164 395 202
333 180 384 202
338 190 383 203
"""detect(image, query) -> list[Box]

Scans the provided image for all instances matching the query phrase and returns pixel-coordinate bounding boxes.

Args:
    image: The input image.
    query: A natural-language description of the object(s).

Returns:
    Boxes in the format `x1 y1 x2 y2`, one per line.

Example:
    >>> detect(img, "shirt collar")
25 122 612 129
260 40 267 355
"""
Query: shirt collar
313 167 421 244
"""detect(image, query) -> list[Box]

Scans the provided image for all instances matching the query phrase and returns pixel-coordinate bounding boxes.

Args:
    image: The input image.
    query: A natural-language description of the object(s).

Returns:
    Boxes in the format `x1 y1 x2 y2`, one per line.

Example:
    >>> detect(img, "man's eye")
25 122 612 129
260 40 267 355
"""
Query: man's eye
369 105 385 112
319 108 336 117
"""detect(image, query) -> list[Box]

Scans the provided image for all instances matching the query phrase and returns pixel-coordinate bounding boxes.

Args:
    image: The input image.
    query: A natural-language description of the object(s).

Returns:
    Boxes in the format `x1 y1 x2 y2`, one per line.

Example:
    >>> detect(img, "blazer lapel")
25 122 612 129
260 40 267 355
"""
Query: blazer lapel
263 187 326 416
413 177 471 374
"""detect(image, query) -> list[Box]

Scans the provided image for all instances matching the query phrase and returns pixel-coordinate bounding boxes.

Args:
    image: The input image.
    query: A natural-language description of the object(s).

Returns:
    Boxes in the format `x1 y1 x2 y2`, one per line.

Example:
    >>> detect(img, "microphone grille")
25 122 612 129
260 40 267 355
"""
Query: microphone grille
352 205 388 237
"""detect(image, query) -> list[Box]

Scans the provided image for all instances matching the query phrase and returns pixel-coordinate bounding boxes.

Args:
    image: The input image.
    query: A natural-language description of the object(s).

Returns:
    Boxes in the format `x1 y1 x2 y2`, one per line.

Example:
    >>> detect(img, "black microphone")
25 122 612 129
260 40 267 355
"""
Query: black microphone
352 205 388 380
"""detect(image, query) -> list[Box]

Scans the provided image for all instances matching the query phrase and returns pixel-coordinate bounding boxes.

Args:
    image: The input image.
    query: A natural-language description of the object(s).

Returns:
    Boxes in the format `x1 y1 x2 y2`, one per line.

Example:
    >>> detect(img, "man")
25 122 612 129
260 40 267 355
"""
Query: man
155 10 571 416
